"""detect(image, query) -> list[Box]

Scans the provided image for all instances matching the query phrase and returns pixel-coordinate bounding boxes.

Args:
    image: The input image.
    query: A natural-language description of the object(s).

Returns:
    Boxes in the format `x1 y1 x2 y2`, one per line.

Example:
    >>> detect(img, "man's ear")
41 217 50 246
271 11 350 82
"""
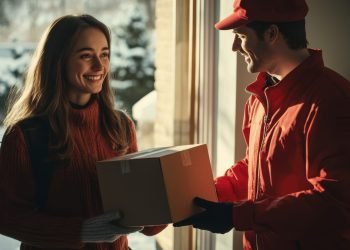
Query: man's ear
264 24 279 44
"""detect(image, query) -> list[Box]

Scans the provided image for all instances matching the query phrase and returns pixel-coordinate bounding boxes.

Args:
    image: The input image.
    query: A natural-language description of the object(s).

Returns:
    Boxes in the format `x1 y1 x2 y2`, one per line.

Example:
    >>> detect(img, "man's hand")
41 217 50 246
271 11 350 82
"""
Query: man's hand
173 197 233 234
81 211 144 243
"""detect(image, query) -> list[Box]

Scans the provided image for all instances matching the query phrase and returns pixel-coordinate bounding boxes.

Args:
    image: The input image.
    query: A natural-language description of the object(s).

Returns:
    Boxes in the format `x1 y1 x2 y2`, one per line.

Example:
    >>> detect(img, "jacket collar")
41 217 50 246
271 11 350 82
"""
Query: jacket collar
246 49 324 112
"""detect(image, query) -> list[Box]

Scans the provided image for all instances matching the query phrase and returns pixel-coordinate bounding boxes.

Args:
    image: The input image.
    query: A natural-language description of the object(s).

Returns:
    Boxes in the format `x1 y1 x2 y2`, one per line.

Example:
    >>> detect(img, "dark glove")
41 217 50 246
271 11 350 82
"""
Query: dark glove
173 197 233 234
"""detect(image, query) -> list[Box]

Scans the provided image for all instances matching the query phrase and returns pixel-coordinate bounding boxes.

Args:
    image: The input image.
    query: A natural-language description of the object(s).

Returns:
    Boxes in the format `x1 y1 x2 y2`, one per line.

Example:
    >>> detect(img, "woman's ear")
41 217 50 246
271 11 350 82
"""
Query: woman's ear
264 24 279 44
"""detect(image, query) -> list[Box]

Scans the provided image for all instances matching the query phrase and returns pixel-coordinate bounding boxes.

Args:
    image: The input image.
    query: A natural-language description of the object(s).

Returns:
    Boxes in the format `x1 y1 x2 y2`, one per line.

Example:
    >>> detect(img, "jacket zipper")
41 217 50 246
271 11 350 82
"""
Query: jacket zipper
255 87 270 250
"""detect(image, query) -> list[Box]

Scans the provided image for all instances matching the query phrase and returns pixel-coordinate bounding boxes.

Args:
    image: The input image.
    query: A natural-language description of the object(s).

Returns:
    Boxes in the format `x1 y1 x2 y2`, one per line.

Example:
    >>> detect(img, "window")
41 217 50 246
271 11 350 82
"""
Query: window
0 0 160 249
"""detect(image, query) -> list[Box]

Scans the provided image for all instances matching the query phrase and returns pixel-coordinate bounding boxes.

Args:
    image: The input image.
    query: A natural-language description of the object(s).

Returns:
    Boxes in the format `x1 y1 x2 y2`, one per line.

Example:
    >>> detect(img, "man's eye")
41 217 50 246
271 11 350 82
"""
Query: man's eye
234 34 245 41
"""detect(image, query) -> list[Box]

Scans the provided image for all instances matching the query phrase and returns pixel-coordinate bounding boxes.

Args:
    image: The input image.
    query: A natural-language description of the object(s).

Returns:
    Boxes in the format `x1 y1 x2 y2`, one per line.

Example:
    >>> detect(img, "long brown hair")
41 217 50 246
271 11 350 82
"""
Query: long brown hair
4 14 131 160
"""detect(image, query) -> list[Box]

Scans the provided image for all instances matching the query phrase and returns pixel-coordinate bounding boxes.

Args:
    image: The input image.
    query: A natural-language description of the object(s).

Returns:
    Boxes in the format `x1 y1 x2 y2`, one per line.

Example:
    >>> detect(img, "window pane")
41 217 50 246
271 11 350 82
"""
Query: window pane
0 1 160 249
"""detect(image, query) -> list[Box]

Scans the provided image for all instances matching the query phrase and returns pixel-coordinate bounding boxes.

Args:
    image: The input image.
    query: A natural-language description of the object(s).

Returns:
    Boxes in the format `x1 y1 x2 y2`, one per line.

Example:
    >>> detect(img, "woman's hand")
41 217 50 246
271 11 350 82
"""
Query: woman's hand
81 211 143 243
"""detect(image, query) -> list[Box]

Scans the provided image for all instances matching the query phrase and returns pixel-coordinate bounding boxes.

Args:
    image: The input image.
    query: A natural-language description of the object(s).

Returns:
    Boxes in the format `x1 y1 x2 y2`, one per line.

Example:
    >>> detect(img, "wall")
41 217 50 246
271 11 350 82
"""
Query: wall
306 0 350 80
154 0 176 147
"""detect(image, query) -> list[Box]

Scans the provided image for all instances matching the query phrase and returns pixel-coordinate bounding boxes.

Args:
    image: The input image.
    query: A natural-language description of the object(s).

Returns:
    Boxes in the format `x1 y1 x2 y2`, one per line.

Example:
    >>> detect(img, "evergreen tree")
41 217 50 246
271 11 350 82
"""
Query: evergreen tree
110 3 155 116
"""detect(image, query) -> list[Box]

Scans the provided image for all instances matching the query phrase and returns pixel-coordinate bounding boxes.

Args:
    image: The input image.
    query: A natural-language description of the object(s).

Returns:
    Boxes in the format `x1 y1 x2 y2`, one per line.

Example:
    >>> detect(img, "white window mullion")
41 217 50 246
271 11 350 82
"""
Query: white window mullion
194 0 217 249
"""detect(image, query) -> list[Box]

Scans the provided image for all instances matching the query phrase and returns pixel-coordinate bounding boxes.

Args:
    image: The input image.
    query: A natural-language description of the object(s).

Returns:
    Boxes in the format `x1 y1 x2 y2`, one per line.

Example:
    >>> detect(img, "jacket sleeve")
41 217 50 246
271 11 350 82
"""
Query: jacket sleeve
233 95 350 239
215 98 252 202
0 125 84 248
215 158 248 202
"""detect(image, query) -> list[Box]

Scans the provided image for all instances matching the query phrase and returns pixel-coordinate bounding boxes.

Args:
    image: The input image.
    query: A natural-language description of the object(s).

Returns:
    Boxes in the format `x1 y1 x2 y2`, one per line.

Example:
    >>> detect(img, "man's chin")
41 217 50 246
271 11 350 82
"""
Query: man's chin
247 65 258 74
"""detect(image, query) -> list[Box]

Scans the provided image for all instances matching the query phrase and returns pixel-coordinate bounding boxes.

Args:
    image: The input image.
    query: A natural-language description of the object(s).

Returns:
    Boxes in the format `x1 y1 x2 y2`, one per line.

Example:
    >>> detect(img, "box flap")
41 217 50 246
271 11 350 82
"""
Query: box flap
97 144 203 163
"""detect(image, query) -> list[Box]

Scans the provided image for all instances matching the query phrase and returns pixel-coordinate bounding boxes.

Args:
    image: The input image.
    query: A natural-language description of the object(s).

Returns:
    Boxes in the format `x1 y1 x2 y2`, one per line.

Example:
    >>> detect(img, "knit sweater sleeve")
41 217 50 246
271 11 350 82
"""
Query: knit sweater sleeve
0 125 84 248
126 116 138 154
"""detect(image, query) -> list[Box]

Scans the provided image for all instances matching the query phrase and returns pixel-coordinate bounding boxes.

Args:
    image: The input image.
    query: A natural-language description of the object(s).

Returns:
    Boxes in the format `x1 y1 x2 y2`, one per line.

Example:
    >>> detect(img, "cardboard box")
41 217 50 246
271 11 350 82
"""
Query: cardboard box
96 144 218 226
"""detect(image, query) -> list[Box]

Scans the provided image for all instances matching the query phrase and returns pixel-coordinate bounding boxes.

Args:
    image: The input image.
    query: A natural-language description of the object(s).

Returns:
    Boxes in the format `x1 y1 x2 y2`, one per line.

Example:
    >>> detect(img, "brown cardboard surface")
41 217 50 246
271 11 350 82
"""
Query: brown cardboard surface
96 144 218 226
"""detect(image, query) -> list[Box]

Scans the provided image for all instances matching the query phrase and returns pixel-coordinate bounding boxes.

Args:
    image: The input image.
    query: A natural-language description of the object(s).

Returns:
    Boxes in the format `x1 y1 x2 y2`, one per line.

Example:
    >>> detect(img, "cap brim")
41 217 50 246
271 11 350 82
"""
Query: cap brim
215 12 250 30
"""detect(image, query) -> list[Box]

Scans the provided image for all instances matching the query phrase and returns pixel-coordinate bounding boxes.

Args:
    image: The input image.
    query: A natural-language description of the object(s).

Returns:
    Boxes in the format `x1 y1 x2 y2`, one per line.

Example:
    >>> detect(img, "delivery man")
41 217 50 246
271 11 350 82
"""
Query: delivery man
173 0 350 249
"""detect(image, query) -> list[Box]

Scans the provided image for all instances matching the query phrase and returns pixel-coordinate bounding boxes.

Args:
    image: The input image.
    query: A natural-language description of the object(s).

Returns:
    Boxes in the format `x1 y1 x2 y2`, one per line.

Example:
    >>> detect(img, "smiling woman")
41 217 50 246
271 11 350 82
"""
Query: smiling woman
0 14 165 250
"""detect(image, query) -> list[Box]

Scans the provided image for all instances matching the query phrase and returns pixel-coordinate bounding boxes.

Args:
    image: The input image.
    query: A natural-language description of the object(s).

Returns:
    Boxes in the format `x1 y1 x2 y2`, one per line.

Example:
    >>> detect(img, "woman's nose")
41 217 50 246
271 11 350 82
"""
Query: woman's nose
92 56 103 70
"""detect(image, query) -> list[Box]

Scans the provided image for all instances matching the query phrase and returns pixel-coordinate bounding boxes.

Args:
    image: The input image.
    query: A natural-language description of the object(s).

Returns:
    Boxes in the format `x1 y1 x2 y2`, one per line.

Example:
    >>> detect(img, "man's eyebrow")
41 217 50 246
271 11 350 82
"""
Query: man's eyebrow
233 28 245 34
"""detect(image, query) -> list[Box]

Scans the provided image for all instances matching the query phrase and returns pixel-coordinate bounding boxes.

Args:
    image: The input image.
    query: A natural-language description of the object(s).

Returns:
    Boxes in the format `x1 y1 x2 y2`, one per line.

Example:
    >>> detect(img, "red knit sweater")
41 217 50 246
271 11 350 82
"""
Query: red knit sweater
0 98 165 249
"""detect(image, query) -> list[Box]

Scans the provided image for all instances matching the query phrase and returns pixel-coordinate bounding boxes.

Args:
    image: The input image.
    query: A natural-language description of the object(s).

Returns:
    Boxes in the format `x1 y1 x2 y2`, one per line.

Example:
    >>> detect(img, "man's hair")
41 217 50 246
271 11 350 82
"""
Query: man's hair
247 20 308 49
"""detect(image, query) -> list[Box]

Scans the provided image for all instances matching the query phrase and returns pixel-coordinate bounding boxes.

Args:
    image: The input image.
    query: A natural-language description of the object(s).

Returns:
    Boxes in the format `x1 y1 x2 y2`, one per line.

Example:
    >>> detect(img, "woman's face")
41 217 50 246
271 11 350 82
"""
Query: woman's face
66 27 110 105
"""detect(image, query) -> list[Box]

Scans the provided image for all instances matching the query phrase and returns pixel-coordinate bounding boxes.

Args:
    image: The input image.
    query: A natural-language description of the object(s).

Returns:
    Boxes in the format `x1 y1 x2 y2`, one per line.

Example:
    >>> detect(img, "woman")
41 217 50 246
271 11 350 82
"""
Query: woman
0 14 165 249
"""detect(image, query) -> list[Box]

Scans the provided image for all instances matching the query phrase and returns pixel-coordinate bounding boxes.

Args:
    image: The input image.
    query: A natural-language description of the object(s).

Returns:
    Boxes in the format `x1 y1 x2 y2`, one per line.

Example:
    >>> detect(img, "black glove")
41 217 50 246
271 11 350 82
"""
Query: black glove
173 197 234 234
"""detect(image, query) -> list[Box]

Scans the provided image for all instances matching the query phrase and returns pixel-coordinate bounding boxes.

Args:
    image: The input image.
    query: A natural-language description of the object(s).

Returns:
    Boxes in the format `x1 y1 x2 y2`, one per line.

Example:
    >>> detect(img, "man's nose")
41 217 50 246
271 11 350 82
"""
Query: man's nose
231 36 241 52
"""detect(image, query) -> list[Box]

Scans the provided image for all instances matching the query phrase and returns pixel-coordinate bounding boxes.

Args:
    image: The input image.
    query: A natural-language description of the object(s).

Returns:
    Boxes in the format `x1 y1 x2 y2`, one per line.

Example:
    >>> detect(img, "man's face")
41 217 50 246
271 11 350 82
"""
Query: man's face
232 25 272 73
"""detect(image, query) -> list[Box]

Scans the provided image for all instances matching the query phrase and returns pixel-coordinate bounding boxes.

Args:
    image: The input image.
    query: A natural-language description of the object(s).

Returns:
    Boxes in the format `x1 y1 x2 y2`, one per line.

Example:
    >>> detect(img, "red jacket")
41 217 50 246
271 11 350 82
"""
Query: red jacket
215 50 350 250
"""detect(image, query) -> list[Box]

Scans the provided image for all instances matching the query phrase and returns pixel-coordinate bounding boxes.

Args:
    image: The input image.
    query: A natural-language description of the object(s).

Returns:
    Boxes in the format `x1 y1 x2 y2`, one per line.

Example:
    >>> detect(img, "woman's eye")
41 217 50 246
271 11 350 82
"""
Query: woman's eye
80 54 92 59
101 52 110 58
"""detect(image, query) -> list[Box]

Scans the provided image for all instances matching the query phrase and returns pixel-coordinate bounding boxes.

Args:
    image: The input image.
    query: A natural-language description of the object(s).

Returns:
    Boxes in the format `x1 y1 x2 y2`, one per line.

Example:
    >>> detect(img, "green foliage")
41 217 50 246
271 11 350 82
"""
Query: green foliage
110 3 155 115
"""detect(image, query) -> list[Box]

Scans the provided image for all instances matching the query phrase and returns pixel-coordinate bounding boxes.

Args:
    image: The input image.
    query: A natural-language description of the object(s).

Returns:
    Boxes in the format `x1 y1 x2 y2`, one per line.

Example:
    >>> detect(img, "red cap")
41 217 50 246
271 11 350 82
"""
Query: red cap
215 0 309 30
